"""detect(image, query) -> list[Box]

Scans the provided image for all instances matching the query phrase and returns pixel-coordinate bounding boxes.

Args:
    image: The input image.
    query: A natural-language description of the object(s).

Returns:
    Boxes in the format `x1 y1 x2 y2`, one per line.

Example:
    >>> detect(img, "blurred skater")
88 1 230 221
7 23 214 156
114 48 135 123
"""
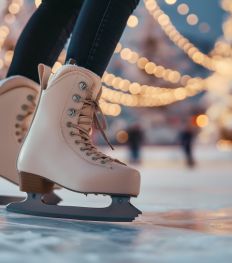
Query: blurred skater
179 124 196 167
127 124 144 164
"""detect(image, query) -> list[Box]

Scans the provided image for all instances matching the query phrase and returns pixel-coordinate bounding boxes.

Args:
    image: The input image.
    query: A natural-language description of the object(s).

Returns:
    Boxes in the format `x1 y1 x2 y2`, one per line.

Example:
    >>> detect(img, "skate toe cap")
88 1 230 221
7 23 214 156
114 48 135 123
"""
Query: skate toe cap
108 163 141 197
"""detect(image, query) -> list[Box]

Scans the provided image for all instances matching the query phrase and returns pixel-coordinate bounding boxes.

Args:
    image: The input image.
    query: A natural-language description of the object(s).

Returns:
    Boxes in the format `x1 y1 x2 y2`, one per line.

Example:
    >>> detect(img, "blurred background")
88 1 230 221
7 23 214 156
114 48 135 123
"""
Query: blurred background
0 2 232 261
0 0 232 167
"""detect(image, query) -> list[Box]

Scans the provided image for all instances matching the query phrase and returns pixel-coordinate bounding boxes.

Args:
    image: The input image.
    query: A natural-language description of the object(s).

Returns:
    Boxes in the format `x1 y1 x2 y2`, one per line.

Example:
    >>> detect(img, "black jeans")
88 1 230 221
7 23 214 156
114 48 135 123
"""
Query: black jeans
7 0 140 83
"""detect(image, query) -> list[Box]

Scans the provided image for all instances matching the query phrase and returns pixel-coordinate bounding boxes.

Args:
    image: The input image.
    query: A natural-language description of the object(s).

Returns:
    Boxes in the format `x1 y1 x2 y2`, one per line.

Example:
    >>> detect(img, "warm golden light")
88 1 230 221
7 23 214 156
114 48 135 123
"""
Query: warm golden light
165 0 177 5
196 115 209 128
177 3 189 15
129 82 141 95
8 3 20 14
187 14 199 25
217 140 232 151
145 62 156 74
35 0 42 8
116 130 129 144
114 43 122 53
127 15 139 28
137 57 149 69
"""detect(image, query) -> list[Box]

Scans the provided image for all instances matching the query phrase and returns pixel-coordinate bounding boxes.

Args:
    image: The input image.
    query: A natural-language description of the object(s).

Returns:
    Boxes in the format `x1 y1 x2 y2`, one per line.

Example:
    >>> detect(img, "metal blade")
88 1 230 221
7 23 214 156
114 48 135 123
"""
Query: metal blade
7 193 141 222
0 192 61 206
0 195 24 205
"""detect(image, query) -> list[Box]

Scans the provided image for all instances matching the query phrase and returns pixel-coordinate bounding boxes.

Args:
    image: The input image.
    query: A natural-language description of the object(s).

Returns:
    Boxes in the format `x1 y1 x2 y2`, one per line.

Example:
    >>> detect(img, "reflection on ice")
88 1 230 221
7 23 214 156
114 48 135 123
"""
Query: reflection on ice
135 209 232 235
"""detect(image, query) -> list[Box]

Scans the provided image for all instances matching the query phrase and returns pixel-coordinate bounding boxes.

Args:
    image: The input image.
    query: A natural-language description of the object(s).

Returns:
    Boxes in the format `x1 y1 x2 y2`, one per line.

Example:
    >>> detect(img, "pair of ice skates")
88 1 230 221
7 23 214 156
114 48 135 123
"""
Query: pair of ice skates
0 61 141 222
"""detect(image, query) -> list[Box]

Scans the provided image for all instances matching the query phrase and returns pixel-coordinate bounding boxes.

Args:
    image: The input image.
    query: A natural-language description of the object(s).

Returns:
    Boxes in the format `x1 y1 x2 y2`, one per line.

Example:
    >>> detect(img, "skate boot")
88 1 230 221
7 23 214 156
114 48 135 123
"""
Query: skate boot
7 62 141 222
0 76 61 205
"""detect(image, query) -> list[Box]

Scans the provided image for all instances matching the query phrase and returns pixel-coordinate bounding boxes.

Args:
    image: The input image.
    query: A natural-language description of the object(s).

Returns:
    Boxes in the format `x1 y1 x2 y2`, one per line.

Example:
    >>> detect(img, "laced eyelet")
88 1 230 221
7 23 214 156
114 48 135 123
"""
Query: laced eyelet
67 108 76 117
16 115 24 121
66 122 72 127
27 95 34 101
21 104 28 111
86 152 91 156
75 140 80 144
70 131 75 136
80 147 85 151
101 160 106 164
72 94 81 102
92 157 97 161
79 81 87 90
15 123 20 128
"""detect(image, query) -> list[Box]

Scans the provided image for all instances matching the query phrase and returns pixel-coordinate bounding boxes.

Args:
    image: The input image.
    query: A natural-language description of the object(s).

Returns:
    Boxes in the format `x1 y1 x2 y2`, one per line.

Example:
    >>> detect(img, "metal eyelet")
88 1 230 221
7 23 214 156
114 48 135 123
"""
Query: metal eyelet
79 81 87 90
80 147 85 151
92 157 97 161
27 95 34 101
66 122 72 127
21 104 28 111
16 115 24 121
70 131 75 136
72 94 81 102
75 140 80 144
15 123 20 128
101 160 106 164
67 108 76 117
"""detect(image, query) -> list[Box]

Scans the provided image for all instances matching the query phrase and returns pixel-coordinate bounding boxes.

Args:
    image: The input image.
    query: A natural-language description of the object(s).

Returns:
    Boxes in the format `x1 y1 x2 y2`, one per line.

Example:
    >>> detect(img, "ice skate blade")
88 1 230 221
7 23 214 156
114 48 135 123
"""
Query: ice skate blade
0 192 61 206
7 193 142 222
0 196 24 205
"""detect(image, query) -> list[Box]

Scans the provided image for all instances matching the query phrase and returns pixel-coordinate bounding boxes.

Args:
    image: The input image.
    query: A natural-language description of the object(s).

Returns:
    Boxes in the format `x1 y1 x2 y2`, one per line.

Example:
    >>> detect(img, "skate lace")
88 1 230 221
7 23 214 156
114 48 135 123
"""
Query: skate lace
68 98 124 165
15 94 36 143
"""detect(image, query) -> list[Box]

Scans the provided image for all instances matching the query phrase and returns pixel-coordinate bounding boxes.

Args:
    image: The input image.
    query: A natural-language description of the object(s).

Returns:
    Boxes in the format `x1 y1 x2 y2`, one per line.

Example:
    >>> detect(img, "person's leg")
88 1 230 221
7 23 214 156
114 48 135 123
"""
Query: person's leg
66 0 140 77
7 0 84 83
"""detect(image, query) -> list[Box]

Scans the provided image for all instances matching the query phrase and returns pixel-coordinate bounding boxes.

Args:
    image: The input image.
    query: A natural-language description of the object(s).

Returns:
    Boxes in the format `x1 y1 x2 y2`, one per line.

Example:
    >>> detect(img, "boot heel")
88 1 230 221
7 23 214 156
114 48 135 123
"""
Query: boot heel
19 172 54 193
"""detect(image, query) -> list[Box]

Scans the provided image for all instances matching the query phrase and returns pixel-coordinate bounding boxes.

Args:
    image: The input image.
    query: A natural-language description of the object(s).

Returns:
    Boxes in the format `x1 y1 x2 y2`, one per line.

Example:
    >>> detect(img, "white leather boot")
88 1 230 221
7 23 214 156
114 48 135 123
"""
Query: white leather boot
0 76 61 205
0 76 39 185
8 63 141 222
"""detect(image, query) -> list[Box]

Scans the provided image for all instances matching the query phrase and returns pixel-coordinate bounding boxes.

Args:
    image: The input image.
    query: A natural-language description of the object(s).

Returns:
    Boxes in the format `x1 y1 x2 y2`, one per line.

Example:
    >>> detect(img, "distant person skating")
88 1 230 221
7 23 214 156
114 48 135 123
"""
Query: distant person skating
179 124 196 167
127 124 144 164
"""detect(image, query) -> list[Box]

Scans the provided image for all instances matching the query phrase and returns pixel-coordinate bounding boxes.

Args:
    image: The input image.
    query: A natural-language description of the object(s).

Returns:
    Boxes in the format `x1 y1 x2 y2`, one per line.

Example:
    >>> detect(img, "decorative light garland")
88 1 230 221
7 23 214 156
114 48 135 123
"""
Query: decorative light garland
101 72 205 106
143 0 216 71
0 0 24 69
0 0 230 117
115 42 198 86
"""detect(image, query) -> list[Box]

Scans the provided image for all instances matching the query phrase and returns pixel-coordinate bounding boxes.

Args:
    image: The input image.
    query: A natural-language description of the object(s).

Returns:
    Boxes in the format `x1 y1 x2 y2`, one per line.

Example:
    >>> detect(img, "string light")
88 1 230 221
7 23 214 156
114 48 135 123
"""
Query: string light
165 0 177 5
101 72 206 107
221 0 232 13
196 114 209 128
187 14 199 26
177 3 189 15
35 0 42 8
0 0 23 66
1 0 231 114
144 0 216 71
127 15 139 28
115 43 196 85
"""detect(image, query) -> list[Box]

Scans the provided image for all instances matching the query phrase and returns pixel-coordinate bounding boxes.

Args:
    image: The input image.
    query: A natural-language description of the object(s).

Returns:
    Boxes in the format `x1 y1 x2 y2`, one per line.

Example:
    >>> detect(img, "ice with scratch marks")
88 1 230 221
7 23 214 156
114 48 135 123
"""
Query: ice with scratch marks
0 147 231 263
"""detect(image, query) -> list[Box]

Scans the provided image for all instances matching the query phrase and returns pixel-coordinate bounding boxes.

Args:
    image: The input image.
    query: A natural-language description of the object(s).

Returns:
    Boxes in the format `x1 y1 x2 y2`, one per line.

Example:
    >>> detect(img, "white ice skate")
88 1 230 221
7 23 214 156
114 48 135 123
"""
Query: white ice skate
0 76 61 205
7 61 141 222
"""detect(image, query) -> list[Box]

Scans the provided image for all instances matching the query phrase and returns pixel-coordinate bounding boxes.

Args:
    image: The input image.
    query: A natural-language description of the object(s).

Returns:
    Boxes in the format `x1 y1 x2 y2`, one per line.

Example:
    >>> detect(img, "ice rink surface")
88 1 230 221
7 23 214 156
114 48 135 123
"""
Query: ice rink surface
0 146 232 263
